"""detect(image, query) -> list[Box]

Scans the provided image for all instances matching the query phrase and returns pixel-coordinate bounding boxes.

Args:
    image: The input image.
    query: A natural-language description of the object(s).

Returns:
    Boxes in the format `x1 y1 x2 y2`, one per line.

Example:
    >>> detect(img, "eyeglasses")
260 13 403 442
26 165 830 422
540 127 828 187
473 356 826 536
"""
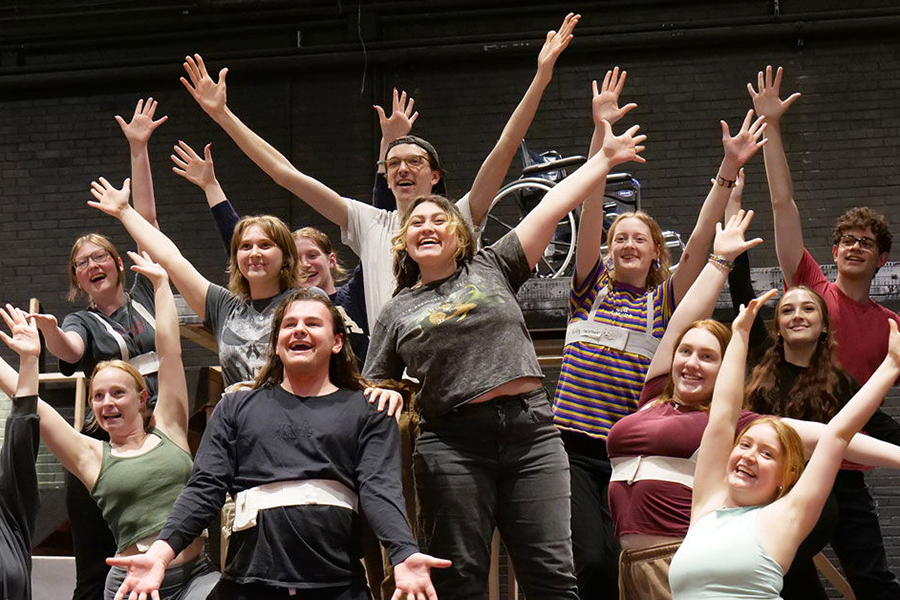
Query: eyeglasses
73 250 111 271
385 155 429 172
838 234 878 252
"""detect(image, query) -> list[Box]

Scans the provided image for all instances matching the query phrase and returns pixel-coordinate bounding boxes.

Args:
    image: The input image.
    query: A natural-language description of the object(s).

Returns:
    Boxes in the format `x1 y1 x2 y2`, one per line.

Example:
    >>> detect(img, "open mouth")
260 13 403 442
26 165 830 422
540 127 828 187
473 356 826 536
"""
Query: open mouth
289 340 313 352
418 237 439 248
396 179 415 188
101 411 123 425
734 463 756 479
89 273 107 283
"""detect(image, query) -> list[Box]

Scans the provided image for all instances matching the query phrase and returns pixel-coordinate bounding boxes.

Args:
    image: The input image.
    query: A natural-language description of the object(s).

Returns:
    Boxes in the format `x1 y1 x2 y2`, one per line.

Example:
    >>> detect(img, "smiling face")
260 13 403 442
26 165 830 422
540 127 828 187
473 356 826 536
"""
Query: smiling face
386 143 441 210
832 226 888 282
727 423 786 505
295 237 337 294
404 200 460 273
237 225 285 286
671 327 724 406
275 300 343 376
72 241 124 299
608 216 660 287
777 288 825 350
90 365 147 437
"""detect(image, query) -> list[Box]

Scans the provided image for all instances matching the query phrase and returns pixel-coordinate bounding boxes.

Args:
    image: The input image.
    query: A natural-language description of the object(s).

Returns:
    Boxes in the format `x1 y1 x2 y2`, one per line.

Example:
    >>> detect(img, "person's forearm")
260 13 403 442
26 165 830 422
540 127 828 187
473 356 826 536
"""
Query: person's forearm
761 121 794 208
828 358 900 444
0 356 17 397
466 70 553 224
129 141 159 229
153 278 181 365
42 327 83 364
16 354 38 398
211 106 348 226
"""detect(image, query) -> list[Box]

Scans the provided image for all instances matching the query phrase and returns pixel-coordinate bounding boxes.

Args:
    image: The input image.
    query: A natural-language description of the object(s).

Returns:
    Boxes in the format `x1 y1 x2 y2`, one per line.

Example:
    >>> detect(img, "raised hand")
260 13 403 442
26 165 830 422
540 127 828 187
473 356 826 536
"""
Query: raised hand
171 141 217 190
599 121 647 167
733 289 778 335
0 305 40 358
591 67 638 128
392 552 452 600
747 65 801 124
721 109 767 167
536 13 580 75
127 251 169 286
180 54 228 117
115 98 168 146
88 177 132 219
374 88 419 144
713 209 763 262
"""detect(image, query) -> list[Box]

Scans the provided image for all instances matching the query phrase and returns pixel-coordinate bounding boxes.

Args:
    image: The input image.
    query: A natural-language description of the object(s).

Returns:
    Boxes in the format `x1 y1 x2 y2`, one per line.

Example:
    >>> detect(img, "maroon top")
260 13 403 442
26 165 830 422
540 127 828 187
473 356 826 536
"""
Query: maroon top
607 375 759 538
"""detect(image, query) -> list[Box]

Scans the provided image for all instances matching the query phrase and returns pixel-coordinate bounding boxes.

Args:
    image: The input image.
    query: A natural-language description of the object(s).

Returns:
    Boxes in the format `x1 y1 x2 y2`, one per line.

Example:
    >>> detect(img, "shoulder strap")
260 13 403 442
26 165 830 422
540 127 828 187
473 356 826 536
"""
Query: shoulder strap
86 312 129 360
128 296 157 330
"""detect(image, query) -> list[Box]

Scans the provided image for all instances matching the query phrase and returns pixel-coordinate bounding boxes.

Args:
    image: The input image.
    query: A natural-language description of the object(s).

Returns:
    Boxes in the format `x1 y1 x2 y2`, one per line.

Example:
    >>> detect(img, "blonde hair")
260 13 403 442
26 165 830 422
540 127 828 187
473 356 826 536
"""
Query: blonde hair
88 360 151 432
292 227 348 283
735 416 806 501
227 216 301 299
391 195 476 293
606 211 671 288
67 234 126 302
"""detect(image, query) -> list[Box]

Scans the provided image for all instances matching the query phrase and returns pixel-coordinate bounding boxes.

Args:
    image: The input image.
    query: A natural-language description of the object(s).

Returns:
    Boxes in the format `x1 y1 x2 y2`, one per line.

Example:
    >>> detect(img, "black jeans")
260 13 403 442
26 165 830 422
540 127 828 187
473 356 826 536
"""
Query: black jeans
561 431 620 600
207 580 369 600
831 470 900 599
414 389 578 600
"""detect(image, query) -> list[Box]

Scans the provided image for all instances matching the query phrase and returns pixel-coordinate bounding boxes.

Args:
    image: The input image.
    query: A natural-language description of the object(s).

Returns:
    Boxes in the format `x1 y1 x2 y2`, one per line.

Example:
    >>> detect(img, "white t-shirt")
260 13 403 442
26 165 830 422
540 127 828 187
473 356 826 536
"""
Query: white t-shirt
342 192 480 326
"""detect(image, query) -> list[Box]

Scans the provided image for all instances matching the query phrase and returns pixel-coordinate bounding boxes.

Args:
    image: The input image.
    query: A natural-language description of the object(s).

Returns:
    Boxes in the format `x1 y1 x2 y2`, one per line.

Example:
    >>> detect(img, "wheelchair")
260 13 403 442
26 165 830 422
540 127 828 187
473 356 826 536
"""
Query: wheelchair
483 141 684 278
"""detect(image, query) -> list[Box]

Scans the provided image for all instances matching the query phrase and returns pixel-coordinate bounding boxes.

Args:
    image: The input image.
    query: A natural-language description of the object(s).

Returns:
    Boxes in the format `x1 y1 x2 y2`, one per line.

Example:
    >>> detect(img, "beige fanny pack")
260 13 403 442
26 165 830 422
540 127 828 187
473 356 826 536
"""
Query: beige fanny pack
233 479 358 532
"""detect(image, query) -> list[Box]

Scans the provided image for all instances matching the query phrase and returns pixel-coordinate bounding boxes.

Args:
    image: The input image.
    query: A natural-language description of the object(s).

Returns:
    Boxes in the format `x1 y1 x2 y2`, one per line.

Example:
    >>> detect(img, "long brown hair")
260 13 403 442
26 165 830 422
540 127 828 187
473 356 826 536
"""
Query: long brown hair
744 287 844 422
228 216 301 299
391 195 477 294
251 289 366 391
650 319 731 411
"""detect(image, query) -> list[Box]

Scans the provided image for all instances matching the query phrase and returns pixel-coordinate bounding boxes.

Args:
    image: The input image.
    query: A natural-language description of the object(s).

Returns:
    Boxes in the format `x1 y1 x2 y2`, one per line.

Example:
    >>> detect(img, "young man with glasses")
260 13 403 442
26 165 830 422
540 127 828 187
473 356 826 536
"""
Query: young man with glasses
750 65 900 600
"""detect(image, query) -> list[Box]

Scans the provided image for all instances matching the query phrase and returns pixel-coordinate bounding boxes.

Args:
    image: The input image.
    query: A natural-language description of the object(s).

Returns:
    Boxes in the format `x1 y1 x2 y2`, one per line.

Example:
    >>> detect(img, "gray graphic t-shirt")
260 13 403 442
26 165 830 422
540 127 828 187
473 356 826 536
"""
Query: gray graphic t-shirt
204 284 292 387
364 231 543 419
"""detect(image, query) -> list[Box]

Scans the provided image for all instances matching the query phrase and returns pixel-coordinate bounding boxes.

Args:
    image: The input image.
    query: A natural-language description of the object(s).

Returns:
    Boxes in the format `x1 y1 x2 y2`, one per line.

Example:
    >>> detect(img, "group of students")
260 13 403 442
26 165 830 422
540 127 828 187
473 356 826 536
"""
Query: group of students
1 12 900 600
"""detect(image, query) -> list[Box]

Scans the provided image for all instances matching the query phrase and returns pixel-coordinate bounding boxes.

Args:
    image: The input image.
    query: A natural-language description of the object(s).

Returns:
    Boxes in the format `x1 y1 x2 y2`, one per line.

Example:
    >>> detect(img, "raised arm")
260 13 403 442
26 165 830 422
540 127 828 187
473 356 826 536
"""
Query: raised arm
27 313 85 365
0 306 101 488
575 66 638 285
516 121 645 267
127 252 190 449
691 289 778 520
180 54 350 228
171 140 237 249
171 140 228 211
88 178 212 321
115 98 168 230
671 111 767 303
748 65 804 284
374 88 419 173
466 13 580 226
645 210 763 381
774 320 900 549
0 355 16 397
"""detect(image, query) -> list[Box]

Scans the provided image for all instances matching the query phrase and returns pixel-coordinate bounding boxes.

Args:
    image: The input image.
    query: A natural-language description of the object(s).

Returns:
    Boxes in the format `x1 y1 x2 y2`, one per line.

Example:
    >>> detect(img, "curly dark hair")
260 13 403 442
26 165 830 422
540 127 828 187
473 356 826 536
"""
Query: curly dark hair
832 206 892 255
744 287 845 422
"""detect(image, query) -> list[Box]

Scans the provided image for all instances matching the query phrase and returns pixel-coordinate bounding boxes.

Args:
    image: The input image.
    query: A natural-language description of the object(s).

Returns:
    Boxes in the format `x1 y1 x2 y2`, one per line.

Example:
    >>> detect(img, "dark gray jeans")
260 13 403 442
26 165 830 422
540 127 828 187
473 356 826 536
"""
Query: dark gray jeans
414 388 578 600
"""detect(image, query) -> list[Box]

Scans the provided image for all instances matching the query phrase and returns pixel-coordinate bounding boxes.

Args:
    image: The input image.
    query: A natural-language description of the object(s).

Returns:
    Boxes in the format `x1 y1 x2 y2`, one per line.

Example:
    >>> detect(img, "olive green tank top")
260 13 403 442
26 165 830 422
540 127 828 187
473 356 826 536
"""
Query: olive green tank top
90 428 193 552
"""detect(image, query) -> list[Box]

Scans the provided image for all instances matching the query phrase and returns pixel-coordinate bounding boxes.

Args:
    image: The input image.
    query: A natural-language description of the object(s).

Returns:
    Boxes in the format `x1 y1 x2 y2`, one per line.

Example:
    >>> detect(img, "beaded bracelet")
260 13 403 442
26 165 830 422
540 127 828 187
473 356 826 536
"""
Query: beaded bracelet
708 253 735 271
